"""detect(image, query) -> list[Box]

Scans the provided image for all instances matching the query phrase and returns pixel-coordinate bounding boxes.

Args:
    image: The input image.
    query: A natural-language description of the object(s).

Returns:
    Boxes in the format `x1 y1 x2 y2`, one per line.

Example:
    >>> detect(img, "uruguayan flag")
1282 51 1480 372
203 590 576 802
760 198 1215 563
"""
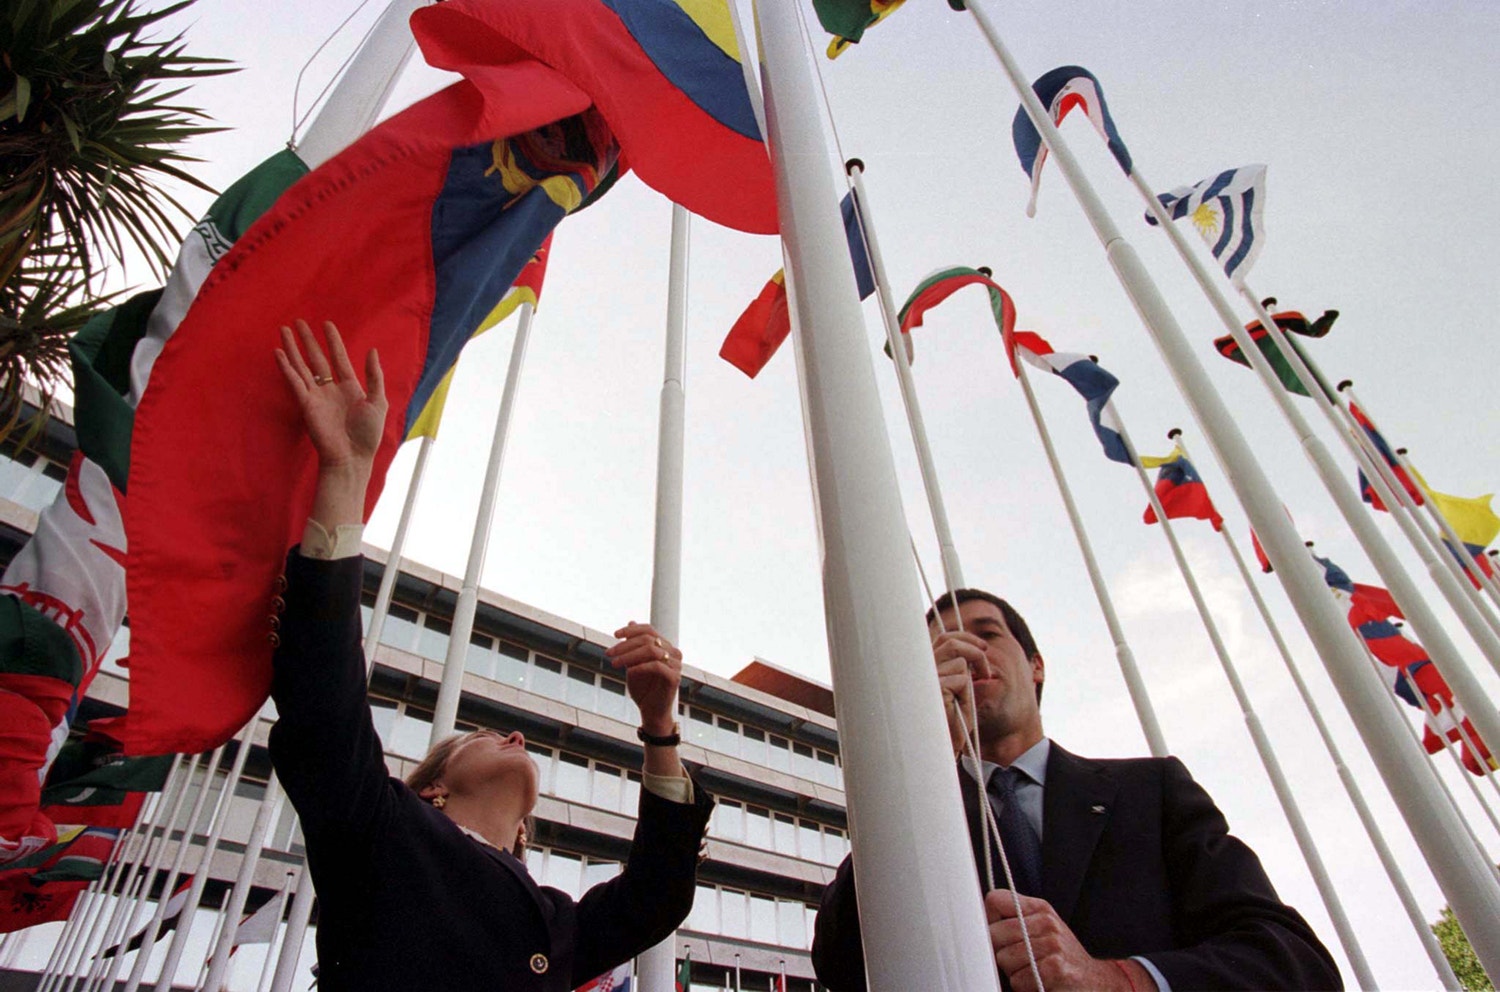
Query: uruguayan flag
1147 165 1267 286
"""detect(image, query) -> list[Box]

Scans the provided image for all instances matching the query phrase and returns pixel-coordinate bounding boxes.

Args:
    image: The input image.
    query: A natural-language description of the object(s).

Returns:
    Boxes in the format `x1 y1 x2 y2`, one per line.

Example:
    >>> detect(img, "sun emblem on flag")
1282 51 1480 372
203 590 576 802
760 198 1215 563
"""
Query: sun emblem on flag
1190 203 1221 237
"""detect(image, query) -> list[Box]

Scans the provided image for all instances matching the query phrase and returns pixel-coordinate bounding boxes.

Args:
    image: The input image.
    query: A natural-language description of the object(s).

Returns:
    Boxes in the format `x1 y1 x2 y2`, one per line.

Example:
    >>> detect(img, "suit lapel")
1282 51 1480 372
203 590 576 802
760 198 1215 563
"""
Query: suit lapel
1041 744 1117 922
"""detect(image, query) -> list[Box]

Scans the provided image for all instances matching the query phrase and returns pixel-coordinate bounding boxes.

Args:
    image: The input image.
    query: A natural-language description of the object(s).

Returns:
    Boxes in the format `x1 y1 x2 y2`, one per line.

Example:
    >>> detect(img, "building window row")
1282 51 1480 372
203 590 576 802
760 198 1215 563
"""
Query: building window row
361 603 844 790
685 707 842 788
685 882 817 950
0 449 66 514
522 844 621 899
711 799 848 868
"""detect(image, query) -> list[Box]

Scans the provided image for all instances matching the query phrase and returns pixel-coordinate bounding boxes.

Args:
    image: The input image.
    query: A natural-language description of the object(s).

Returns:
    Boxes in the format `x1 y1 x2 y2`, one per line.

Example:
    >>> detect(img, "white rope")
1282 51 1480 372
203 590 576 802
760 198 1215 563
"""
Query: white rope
289 0 379 147
911 539 1043 991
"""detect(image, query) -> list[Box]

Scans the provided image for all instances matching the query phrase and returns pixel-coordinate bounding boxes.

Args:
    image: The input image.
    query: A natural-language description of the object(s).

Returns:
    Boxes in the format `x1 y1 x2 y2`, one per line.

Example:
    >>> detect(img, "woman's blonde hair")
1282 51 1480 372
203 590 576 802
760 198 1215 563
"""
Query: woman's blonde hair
405 731 535 858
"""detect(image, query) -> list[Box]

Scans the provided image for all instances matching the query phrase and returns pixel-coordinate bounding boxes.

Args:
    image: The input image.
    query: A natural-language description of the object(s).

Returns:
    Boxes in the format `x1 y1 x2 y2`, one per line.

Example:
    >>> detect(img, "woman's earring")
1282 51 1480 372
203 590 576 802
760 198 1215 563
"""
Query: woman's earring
432 794 447 810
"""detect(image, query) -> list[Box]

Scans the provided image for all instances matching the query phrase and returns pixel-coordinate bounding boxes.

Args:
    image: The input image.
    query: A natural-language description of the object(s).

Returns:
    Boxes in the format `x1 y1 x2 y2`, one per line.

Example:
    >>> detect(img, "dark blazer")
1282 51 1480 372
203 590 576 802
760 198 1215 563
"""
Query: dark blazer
812 743 1341 991
268 552 714 992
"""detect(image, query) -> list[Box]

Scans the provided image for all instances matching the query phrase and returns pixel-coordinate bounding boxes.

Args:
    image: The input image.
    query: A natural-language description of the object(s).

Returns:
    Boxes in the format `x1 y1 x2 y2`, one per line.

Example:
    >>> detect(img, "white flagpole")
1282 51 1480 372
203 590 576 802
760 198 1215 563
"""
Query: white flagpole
428 301 535 743
364 434 435 661
636 203 690 992
116 742 228 992
1237 288 1500 697
253 871 297 992
152 719 263 989
43 757 190 992
754 4 1002 987
34 777 165 992
76 752 207 992
845 160 965 592
1014 361 1168 756
266 865 315 992
198 779 287 991
292 0 427 170
1171 432 1463 989
1118 419 1374 986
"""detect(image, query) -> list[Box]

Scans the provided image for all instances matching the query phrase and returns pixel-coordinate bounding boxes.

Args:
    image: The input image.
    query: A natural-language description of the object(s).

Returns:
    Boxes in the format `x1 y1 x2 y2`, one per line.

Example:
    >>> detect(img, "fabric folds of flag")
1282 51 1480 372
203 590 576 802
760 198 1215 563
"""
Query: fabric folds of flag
719 192 874 378
0 824 120 933
121 0 782 756
675 950 692 992
894 266 1016 364
1011 66 1133 217
576 961 632 992
1140 447 1223 530
1348 403 1423 510
1213 321 1327 398
413 0 775 235
406 234 555 440
1147 165 1266 286
1011 332 1131 465
119 100 616 754
39 734 172 830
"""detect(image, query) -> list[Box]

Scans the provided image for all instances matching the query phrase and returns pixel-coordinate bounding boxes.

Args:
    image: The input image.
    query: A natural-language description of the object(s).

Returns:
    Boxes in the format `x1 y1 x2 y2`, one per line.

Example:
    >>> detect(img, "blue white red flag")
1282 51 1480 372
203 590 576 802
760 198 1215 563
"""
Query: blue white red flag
1011 332 1130 464
1147 165 1266 286
1012 66 1132 217
576 961 632 992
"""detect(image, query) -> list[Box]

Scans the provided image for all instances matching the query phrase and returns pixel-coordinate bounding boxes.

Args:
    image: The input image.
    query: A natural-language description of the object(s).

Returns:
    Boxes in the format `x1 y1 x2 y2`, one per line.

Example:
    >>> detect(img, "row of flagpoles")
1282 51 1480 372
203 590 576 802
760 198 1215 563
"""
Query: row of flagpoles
9 1 1500 990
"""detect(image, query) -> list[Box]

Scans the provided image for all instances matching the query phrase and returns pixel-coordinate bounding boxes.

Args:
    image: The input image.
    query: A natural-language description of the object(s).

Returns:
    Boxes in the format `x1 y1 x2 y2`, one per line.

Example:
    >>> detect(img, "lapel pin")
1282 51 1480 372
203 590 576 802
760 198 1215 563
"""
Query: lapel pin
1090 804 1106 815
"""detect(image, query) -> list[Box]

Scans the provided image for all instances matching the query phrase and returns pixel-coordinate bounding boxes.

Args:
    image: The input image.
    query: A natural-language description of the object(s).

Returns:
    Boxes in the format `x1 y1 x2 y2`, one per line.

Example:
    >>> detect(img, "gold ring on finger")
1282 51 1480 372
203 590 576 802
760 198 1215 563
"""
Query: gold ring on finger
313 374 332 386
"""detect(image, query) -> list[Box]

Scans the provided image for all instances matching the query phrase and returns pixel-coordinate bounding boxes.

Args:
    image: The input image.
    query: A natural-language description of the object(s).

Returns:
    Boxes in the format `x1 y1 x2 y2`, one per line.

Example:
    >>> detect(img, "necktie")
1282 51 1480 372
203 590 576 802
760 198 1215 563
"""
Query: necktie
988 767 1043 897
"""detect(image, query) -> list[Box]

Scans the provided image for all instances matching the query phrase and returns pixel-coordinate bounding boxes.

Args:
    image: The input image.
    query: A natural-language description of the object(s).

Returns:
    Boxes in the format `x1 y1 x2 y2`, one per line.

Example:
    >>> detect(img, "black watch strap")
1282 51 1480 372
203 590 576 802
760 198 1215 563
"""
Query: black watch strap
637 723 682 747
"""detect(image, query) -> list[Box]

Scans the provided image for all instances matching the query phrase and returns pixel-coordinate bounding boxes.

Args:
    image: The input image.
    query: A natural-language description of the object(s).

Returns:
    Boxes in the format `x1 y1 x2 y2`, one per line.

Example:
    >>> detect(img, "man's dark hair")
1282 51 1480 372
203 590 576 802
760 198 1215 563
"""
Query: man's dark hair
926 588 1043 703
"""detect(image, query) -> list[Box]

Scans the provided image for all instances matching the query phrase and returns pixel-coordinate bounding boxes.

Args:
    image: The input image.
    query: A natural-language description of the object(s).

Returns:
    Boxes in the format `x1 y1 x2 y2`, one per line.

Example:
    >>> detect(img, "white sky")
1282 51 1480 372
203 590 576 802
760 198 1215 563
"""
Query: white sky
64 1 1500 987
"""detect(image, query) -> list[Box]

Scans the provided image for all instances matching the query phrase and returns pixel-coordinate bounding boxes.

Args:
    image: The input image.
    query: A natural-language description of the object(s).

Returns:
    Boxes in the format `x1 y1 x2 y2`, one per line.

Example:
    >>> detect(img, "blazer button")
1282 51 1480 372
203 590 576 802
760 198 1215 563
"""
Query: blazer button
268 615 281 632
273 575 288 593
271 595 286 614
529 953 548 974
267 632 281 648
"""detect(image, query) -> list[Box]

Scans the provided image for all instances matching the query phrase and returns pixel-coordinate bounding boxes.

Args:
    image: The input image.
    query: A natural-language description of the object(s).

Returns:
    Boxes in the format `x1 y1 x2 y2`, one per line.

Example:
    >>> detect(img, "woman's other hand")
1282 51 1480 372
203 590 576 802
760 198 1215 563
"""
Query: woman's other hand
606 622 682 737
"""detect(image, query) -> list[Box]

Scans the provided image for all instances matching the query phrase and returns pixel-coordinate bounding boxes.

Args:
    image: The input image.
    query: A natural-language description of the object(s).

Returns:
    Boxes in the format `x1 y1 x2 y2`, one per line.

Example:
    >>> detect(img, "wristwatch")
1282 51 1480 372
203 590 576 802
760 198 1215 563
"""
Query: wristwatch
637 723 682 747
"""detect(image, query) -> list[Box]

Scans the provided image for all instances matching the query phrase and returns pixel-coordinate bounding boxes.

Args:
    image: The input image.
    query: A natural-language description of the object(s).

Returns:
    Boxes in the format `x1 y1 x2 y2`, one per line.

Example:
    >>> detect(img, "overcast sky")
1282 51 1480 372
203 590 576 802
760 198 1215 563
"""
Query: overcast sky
70 1 1500 986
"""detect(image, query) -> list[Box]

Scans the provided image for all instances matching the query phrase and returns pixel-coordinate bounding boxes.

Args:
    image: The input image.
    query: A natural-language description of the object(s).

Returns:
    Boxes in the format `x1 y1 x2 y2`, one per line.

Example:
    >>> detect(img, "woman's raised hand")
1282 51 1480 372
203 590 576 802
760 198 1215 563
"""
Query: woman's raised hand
275 320 387 474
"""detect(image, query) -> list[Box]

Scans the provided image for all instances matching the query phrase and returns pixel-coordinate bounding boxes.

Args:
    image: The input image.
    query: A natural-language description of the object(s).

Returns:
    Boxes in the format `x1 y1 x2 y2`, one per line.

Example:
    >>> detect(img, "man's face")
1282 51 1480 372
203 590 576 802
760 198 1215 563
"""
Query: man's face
933 598 1044 742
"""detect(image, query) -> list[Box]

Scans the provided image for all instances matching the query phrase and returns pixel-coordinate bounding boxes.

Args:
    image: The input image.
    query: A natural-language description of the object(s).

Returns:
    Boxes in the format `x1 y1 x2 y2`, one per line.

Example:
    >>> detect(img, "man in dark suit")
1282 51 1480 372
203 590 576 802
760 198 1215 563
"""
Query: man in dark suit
811 589 1341 992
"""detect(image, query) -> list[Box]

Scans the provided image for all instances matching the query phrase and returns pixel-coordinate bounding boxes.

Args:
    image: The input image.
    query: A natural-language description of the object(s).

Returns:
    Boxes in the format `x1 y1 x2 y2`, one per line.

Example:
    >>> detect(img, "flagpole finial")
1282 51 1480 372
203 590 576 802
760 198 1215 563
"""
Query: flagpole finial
1168 428 1182 439
978 266 993 277
1305 541 1316 548
1397 447 1409 456
1337 379 1353 392
845 157 865 174
1261 297 1277 309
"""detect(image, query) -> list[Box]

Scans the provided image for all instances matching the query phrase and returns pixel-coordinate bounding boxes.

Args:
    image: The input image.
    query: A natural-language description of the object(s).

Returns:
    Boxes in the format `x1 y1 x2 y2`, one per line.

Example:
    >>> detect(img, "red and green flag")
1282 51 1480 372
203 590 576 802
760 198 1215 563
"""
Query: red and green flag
675 949 691 992
1212 312 1333 398
895 266 1016 366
